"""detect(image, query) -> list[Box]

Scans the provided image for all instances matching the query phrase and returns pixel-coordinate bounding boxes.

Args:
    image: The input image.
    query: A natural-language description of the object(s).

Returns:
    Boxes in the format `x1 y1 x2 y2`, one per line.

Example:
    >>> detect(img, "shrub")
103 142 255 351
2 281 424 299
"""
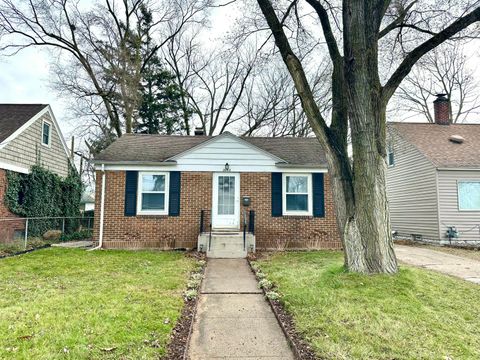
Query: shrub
265 291 280 301
258 279 273 290
5 165 83 237
187 279 201 289
184 289 198 301
60 229 93 242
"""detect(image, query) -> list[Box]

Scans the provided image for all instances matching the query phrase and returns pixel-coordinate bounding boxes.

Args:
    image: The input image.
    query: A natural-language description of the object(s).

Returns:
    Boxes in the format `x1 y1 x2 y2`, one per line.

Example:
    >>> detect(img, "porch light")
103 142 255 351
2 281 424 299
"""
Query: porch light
224 163 230 172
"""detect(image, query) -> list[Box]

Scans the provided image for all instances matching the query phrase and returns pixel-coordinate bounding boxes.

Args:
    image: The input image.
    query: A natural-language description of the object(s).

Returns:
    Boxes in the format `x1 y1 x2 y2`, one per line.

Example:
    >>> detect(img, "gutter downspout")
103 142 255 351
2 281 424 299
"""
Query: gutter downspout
89 164 106 251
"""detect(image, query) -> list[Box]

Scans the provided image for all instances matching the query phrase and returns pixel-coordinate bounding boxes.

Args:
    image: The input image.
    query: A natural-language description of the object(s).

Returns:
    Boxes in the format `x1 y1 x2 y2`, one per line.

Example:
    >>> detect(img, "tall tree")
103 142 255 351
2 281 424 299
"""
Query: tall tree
0 0 210 137
396 43 480 123
256 0 480 273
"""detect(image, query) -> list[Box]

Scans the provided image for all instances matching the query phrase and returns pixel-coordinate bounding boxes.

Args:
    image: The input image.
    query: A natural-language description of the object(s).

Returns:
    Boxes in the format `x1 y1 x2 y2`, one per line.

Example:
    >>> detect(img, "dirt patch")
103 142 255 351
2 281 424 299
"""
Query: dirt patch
163 251 205 360
248 252 317 360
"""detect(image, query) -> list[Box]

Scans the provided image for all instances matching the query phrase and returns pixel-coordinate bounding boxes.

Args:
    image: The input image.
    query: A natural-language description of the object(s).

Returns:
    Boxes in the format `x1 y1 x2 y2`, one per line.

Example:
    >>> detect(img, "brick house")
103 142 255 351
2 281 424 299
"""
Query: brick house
93 131 341 257
0 104 71 242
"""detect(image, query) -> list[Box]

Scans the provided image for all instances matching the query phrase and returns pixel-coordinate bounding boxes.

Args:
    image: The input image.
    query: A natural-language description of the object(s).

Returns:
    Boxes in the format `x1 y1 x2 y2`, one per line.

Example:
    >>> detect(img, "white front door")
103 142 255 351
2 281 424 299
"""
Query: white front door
212 173 240 230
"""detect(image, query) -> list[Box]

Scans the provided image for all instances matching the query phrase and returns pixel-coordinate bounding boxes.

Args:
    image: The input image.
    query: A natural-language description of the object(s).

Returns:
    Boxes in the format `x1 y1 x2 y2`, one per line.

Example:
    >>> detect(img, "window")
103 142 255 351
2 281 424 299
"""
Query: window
137 172 169 215
458 181 480 211
283 173 312 215
42 120 51 146
387 145 394 167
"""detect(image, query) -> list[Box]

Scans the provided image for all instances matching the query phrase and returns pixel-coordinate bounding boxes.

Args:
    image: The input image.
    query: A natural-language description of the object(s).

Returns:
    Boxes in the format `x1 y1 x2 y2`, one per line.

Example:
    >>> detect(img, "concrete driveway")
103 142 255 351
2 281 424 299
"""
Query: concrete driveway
395 245 480 284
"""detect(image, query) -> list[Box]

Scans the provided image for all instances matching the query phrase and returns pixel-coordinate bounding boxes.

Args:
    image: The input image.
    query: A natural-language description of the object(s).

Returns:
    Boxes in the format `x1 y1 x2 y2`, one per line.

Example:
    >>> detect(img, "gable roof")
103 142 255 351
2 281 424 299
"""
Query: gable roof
0 104 48 143
388 122 480 169
95 132 327 167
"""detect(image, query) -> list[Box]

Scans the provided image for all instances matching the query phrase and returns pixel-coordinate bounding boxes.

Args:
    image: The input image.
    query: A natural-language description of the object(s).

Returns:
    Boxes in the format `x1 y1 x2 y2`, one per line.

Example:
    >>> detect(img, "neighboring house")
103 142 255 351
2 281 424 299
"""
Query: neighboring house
80 192 95 213
387 95 480 245
93 131 341 257
0 104 71 242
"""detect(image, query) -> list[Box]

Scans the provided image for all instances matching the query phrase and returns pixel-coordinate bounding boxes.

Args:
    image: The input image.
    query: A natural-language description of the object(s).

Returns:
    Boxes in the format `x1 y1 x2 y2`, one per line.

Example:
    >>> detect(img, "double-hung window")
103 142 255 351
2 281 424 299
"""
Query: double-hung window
282 173 312 216
137 172 169 215
458 181 480 211
42 120 51 147
387 145 394 167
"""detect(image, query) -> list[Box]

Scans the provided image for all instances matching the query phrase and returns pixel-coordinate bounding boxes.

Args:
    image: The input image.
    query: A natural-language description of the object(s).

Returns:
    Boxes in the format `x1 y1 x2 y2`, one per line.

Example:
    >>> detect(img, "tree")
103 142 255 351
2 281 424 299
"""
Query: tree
256 0 480 273
135 6 189 134
0 0 210 137
396 43 480 123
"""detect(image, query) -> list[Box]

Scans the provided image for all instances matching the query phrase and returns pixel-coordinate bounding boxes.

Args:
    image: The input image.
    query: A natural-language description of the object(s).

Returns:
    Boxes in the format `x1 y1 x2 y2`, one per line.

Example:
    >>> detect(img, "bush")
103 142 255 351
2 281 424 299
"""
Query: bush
6 165 83 237
60 229 93 242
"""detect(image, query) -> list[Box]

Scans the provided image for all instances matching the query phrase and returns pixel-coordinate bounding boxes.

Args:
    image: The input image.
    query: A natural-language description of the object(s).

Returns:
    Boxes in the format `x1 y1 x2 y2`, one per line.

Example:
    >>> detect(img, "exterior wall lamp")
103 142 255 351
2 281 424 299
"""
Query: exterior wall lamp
224 162 230 172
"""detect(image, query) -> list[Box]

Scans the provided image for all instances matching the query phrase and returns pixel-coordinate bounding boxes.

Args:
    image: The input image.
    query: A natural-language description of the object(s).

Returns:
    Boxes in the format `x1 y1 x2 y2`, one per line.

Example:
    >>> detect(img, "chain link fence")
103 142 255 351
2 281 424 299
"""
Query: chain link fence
0 216 94 254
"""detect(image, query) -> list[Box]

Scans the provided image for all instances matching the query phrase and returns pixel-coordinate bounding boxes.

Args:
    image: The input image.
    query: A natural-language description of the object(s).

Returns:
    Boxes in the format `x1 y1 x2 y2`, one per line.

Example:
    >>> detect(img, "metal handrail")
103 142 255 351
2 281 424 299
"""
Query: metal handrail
243 209 247 251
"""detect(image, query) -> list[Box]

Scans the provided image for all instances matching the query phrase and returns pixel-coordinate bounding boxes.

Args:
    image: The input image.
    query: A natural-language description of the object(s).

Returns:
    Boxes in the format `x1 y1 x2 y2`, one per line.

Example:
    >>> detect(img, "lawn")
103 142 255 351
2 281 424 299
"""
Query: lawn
255 251 480 360
0 248 196 359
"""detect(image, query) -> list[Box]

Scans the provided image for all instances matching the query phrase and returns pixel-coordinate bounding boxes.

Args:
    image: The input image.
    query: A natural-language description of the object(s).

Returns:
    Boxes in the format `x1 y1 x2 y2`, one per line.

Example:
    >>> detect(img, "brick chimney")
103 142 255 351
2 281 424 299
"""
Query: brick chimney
433 94 450 125
194 127 205 136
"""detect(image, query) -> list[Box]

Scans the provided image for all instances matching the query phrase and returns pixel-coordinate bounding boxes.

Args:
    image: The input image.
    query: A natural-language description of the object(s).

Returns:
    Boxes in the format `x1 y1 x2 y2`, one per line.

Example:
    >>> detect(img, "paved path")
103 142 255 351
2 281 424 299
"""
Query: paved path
188 259 294 359
51 240 93 248
396 245 480 284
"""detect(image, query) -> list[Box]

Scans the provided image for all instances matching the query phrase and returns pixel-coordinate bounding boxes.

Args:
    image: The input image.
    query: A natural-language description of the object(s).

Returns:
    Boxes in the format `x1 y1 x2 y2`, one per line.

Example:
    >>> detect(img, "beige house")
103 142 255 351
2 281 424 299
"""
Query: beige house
387 96 480 245
0 104 72 242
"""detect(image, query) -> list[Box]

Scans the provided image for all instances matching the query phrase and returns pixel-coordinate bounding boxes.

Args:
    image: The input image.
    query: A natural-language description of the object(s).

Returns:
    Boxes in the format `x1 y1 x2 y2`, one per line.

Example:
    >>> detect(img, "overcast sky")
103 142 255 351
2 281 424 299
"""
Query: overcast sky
0 5 479 143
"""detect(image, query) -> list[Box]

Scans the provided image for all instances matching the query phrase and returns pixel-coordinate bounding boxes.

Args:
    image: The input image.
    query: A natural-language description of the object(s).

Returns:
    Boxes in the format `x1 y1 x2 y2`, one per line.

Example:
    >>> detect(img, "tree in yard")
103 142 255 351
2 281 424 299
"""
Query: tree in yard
256 0 480 273
396 43 480 123
0 0 209 137
134 6 189 134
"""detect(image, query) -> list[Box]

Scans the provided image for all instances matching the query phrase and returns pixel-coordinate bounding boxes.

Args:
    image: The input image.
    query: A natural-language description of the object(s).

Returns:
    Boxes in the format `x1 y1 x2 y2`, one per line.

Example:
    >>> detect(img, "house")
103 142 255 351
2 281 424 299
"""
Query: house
80 192 95 213
0 104 71 242
387 95 480 245
93 131 341 257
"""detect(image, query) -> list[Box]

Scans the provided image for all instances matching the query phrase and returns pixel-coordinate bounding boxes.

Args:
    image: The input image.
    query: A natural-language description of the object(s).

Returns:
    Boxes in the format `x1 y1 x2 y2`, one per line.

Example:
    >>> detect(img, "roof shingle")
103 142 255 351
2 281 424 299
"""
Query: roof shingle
95 133 327 166
389 122 480 168
0 104 48 143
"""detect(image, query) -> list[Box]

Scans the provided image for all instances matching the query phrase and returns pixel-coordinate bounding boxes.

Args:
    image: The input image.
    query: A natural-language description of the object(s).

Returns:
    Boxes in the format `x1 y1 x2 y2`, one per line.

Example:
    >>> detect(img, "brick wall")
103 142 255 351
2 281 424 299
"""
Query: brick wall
0 169 24 243
94 170 341 250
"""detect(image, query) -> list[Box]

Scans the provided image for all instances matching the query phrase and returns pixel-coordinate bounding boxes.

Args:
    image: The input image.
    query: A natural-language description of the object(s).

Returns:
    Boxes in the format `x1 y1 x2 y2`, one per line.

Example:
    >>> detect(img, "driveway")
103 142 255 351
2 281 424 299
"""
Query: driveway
395 245 480 284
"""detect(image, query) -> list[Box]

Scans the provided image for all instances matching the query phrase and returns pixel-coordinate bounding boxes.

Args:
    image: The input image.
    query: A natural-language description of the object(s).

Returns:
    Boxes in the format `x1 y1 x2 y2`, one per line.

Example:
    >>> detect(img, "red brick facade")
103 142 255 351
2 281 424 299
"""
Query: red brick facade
94 170 341 250
0 169 24 243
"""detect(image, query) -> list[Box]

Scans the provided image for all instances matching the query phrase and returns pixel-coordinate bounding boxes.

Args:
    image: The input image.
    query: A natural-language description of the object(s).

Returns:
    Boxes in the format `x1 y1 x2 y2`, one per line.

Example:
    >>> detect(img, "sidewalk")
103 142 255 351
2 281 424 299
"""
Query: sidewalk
188 259 294 359
396 245 480 284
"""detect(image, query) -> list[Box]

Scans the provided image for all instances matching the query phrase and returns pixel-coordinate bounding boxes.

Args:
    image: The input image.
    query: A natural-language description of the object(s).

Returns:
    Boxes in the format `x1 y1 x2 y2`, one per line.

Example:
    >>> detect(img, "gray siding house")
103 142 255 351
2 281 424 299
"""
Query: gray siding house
387 97 480 244
0 104 72 242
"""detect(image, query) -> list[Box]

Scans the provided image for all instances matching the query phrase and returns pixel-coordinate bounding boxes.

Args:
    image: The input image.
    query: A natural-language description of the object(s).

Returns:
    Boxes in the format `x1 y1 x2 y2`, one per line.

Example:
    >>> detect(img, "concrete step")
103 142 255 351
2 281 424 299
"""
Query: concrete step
207 249 247 258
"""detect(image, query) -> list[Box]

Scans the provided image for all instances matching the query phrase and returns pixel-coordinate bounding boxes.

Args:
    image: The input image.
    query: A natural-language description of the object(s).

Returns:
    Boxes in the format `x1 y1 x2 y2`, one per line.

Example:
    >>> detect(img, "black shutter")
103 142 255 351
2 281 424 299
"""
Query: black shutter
271 172 282 217
124 171 138 216
169 171 181 216
312 173 325 218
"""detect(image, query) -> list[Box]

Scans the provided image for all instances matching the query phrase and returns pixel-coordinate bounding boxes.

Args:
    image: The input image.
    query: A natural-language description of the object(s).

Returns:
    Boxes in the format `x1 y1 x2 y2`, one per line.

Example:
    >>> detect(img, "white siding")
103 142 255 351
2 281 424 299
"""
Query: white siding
438 170 480 243
0 112 70 177
173 135 280 172
386 131 440 240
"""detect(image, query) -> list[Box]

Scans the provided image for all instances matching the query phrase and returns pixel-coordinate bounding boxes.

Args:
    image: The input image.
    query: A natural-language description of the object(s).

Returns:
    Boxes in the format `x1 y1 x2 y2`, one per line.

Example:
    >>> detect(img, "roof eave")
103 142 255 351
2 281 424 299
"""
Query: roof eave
92 160 177 165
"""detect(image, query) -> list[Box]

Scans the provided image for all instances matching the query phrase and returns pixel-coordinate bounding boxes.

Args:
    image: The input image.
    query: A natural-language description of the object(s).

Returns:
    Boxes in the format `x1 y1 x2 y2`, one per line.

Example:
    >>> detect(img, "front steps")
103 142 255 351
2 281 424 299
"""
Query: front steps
198 231 255 258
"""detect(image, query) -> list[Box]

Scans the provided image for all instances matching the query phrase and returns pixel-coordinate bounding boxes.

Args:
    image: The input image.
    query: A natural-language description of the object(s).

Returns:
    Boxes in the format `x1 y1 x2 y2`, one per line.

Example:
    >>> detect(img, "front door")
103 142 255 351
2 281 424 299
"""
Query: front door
212 173 240 230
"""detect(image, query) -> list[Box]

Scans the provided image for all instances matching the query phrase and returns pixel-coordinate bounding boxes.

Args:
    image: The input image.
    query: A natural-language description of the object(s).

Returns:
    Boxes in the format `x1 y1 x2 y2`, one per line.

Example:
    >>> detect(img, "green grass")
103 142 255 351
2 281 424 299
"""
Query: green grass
255 251 480 360
0 248 196 359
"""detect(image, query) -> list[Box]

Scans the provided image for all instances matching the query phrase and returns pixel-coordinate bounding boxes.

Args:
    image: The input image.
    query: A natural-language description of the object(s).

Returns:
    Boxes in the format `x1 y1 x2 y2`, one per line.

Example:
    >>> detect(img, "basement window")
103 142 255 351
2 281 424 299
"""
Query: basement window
137 172 169 215
282 173 312 216
458 181 480 211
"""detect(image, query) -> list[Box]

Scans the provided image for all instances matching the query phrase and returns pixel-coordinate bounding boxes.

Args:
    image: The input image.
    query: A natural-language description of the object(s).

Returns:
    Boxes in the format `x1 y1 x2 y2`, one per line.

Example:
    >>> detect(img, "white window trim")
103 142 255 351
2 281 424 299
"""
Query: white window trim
457 180 480 212
137 171 170 215
282 173 313 216
41 119 52 147
387 146 394 167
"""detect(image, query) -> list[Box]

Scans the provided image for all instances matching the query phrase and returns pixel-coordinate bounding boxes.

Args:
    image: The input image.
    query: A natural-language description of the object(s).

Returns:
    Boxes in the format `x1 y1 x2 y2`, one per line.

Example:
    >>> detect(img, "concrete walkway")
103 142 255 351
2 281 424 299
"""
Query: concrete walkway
396 245 480 284
188 259 294 359
51 240 93 248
